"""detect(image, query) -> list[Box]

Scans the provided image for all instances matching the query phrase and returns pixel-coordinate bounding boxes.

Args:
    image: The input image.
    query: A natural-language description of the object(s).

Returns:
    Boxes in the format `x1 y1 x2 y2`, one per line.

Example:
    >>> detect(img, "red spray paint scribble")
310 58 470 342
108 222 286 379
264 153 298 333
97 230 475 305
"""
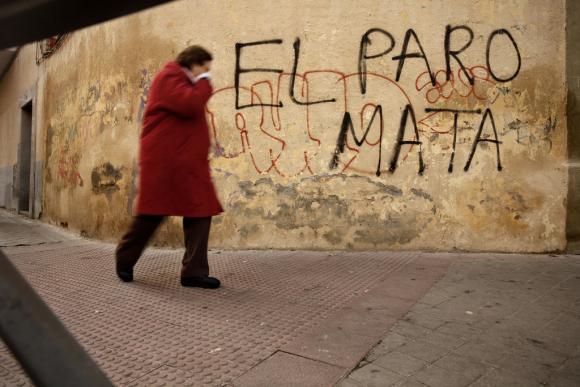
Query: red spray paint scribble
207 65 498 177
415 66 497 104
57 148 84 187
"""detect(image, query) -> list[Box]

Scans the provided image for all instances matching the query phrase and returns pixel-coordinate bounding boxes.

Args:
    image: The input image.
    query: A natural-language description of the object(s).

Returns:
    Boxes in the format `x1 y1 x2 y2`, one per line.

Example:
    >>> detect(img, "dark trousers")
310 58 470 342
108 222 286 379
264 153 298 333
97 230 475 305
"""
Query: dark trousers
116 215 212 278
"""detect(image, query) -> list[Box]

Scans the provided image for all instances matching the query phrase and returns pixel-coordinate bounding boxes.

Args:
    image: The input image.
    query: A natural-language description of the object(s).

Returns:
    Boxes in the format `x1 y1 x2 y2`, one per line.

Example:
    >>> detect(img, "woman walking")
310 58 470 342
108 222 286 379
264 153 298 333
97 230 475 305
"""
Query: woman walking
115 45 222 289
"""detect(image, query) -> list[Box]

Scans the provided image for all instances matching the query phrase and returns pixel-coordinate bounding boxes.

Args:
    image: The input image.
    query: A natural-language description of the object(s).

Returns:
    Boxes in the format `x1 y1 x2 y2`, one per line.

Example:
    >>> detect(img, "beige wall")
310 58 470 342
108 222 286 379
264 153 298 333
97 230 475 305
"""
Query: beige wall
0 44 38 210
36 0 567 252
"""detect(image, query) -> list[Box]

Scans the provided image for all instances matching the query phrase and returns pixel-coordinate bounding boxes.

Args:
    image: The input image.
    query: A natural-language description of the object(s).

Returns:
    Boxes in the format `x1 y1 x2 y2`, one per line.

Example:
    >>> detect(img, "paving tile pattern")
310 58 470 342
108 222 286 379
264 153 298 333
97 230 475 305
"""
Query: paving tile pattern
339 254 580 387
1 210 419 386
4 208 579 387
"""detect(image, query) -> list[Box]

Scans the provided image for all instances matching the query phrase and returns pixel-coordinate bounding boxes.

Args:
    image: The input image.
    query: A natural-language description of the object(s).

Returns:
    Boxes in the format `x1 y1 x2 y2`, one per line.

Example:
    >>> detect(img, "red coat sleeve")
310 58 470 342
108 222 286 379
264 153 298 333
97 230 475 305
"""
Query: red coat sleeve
151 70 213 119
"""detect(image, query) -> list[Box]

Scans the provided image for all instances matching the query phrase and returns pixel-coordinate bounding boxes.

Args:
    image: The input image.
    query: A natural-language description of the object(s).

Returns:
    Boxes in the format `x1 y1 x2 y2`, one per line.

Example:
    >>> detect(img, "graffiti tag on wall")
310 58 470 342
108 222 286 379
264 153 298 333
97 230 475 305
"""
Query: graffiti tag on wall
207 26 522 177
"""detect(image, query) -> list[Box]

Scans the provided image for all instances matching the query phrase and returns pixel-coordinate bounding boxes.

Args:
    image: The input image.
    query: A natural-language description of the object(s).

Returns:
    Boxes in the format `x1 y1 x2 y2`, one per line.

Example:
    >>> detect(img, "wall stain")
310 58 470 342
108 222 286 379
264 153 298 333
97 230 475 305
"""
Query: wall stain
91 162 123 198
411 188 433 202
411 188 436 214
354 213 421 246
239 224 260 238
80 85 100 116
225 175 431 248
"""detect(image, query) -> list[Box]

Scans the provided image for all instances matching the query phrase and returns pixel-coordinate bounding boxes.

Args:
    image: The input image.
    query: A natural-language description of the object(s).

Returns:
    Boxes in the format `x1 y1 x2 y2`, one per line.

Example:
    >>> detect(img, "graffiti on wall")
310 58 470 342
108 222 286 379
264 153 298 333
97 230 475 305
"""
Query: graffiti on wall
47 25 527 189
46 79 134 190
206 26 522 177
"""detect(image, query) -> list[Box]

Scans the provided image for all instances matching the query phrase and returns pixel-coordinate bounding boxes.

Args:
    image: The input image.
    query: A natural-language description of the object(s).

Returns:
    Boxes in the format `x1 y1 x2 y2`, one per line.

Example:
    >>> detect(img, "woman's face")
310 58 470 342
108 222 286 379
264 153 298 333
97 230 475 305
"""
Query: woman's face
190 61 211 76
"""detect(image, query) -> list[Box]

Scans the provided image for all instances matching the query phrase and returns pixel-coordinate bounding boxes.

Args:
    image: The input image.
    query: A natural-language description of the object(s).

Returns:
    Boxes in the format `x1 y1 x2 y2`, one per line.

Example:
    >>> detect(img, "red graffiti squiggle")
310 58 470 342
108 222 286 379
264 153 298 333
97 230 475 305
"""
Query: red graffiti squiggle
208 64 498 177
207 85 288 174
207 69 415 177
57 149 84 187
415 66 497 104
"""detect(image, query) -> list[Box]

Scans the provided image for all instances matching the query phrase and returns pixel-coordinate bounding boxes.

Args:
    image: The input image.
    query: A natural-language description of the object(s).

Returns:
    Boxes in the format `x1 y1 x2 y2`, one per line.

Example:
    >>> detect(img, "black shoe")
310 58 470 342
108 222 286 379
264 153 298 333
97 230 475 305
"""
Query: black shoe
116 262 133 282
181 276 221 289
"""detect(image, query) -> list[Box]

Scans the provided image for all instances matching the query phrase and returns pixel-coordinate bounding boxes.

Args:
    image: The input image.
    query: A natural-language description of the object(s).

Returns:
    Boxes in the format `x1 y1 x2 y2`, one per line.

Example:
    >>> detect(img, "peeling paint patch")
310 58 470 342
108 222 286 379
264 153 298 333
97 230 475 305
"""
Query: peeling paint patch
239 224 259 238
225 174 431 249
411 188 433 202
323 229 345 245
354 216 419 246
80 85 100 116
91 162 123 197
542 116 557 135
411 188 436 214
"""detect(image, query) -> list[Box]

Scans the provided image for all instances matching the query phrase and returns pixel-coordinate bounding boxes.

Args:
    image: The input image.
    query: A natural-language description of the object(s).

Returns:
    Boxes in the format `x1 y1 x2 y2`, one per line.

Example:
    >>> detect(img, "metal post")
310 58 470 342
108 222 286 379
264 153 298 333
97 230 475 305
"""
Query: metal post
0 249 113 387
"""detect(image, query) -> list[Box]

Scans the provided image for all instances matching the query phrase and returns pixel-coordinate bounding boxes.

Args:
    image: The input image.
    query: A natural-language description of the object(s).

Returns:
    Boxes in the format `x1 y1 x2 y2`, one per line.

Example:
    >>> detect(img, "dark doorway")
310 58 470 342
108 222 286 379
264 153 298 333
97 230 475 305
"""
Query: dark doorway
567 0 580 251
18 101 32 214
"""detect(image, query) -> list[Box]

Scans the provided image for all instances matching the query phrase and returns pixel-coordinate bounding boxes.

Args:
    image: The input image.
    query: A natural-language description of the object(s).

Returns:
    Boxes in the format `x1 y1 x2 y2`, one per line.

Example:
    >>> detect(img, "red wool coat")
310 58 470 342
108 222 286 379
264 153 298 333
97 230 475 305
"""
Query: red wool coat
136 62 223 217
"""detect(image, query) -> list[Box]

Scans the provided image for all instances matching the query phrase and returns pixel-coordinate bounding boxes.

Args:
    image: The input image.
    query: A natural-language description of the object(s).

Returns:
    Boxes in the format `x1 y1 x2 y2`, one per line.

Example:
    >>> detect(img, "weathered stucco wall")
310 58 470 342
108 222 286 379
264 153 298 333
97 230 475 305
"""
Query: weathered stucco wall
38 0 567 252
0 44 38 210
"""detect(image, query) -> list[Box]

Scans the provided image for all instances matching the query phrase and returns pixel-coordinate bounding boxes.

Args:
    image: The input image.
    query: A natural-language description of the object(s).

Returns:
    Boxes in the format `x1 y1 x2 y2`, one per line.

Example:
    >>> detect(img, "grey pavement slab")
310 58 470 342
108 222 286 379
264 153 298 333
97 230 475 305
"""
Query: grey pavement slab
366 333 409 362
348 363 403 387
281 259 448 369
233 351 346 387
431 353 488 381
372 351 427 377
0 209 73 247
281 321 386 369
340 253 580 387
413 364 477 387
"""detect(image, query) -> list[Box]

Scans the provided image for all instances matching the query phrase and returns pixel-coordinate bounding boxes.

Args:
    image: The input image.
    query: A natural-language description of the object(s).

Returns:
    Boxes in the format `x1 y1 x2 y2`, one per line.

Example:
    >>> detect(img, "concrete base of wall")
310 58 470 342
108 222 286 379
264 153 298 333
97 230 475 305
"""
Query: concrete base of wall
0 161 41 216
0 164 14 209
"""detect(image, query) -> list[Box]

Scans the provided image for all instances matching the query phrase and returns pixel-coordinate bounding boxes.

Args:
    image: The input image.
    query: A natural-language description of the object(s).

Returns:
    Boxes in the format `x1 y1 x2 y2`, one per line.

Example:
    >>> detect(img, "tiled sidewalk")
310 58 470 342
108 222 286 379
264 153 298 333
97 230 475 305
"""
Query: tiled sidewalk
340 254 580 387
0 210 446 386
1 209 579 386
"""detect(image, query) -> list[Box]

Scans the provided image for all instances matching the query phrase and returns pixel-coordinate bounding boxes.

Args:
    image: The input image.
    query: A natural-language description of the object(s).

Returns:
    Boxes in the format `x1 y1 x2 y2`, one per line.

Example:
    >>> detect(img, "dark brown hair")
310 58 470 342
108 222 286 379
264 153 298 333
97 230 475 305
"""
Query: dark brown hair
176 45 213 67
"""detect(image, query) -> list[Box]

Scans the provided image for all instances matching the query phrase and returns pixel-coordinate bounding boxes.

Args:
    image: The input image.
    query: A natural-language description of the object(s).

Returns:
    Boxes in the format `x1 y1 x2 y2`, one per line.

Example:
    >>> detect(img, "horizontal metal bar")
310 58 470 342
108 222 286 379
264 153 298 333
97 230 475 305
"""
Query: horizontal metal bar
0 0 175 49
